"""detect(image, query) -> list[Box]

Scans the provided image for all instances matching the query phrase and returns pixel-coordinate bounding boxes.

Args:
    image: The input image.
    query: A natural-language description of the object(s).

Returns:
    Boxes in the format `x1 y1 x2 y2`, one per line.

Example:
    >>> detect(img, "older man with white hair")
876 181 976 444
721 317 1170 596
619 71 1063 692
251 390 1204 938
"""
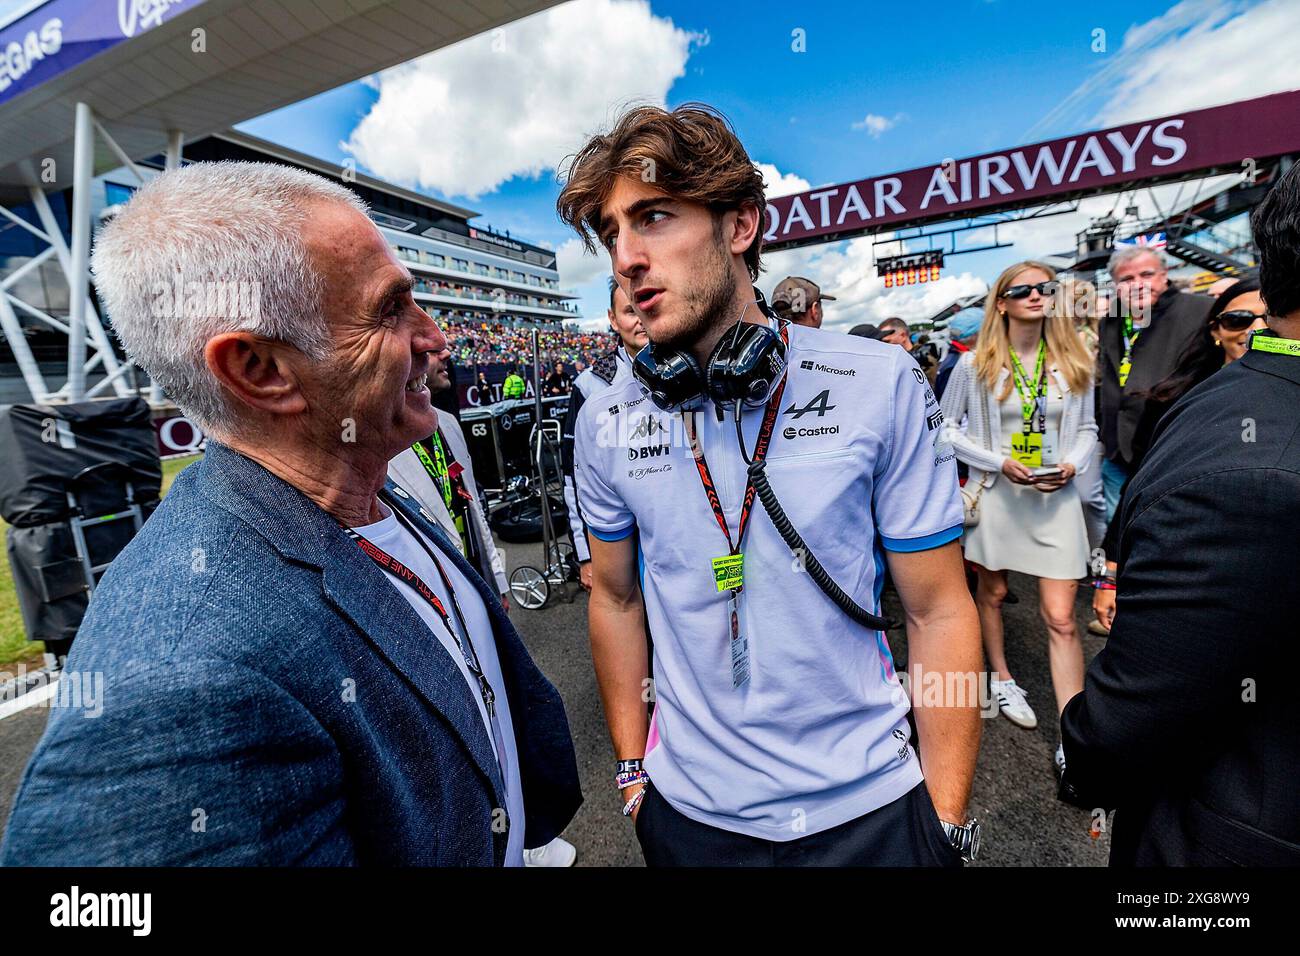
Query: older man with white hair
0 162 581 866
1097 246 1210 522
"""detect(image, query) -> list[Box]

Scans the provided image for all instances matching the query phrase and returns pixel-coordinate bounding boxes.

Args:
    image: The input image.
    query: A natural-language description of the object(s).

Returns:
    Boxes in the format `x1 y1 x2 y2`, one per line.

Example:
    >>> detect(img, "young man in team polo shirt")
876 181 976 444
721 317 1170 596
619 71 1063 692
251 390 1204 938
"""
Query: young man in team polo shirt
556 104 984 867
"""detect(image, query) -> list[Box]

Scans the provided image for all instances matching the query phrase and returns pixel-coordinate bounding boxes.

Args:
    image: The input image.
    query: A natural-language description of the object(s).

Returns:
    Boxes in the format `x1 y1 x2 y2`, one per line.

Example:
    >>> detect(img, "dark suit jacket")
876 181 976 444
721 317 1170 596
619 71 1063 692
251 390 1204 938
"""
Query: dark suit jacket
1062 346 1300 866
1098 288 1209 466
0 442 581 865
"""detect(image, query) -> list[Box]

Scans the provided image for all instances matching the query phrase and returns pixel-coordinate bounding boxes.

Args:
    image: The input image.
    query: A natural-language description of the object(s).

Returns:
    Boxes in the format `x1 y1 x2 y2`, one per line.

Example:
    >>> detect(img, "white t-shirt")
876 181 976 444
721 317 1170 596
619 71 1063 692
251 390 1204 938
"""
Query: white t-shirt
350 498 525 865
574 321 963 840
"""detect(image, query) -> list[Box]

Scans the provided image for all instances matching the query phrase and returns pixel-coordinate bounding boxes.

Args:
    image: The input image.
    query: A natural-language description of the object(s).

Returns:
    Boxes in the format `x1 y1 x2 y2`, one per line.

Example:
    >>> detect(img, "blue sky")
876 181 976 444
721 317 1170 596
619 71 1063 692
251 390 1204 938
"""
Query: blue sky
8 0 1296 329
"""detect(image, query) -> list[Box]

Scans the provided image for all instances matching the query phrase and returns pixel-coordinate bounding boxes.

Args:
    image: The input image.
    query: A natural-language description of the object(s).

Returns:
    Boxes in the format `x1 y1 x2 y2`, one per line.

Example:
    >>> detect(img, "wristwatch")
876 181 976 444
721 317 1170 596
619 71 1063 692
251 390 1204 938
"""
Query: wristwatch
939 818 982 862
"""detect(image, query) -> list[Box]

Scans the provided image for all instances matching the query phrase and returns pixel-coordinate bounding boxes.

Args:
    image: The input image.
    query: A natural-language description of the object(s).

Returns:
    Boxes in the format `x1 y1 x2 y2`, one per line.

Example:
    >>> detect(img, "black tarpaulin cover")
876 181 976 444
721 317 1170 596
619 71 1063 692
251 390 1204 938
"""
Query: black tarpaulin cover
0 398 162 527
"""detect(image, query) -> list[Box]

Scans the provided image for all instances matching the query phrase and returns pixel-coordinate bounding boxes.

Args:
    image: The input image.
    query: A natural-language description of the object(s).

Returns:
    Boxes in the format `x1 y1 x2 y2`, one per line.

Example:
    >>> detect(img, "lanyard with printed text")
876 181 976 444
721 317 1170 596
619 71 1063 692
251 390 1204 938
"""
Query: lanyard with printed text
1008 338 1047 435
1119 317 1141 387
412 433 474 556
346 503 495 719
1249 332 1300 357
679 367 789 595
413 433 454 512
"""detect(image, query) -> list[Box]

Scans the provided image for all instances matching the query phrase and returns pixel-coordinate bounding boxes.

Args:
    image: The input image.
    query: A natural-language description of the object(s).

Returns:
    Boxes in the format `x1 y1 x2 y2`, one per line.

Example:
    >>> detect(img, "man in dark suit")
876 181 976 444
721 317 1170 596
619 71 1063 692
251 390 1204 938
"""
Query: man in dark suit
1060 162 1300 866
1097 247 1210 520
0 162 581 865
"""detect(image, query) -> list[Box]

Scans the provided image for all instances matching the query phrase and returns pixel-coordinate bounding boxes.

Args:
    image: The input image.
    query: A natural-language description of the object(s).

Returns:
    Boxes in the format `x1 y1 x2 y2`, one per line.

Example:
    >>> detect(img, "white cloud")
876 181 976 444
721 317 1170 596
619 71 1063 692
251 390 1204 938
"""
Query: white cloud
851 113 903 138
556 237 609 291
757 162 811 199
1095 0 1300 126
1027 0 1300 142
762 234 986 329
344 0 701 198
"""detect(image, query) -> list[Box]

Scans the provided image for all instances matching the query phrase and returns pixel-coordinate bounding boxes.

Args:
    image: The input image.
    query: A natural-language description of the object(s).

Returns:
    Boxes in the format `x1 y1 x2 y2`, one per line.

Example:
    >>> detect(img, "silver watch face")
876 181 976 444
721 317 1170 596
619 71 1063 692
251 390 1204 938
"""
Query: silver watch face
968 820 981 860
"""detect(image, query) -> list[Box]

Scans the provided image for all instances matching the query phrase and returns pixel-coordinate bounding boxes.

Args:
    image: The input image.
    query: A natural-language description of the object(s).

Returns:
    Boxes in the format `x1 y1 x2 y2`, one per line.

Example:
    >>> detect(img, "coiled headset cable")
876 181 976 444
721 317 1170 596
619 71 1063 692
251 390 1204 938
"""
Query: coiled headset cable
732 404 899 631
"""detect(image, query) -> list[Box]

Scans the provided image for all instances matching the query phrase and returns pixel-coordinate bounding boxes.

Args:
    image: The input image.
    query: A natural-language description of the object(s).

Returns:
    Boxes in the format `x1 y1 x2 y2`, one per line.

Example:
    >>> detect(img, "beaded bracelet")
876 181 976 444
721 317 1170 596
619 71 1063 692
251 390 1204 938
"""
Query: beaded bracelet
622 786 647 817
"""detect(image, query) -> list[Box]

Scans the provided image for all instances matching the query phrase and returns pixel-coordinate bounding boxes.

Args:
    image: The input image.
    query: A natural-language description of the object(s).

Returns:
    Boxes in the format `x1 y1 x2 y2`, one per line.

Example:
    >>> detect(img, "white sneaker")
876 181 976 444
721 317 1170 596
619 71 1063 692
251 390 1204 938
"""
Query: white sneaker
523 836 577 868
991 678 1038 729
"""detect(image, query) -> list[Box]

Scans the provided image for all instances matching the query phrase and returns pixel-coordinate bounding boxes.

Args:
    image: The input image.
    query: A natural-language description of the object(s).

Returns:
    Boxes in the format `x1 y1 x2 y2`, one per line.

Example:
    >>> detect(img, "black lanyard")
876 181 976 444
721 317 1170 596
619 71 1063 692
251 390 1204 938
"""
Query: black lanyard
347 499 495 718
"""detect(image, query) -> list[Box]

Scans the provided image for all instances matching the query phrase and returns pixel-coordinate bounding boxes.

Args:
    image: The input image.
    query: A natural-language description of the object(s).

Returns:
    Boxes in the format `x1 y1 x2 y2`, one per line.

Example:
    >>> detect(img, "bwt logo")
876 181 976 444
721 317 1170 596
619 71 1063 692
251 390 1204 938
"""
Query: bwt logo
628 444 671 461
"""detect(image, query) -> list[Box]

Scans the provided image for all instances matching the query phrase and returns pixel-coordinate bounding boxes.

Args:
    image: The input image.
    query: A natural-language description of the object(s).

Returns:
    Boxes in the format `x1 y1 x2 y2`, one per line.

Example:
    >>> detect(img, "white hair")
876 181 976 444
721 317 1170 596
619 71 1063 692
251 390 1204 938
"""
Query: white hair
92 161 368 434
1106 244 1166 277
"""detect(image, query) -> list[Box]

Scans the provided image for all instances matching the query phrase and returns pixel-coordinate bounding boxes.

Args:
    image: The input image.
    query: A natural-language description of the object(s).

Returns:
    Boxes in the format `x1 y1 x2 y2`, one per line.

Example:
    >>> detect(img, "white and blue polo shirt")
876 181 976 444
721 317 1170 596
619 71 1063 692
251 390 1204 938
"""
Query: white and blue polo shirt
574 321 963 840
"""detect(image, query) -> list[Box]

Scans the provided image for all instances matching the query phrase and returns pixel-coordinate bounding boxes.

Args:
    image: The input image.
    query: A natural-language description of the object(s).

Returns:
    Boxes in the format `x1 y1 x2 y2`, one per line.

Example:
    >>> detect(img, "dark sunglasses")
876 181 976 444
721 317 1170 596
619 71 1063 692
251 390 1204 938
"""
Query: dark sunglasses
1213 309 1266 332
1002 281 1059 300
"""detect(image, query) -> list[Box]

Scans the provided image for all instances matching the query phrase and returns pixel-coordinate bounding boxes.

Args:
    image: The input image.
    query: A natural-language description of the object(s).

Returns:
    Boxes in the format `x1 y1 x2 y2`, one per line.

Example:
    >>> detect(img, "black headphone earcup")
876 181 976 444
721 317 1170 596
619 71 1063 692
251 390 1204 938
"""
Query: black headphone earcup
705 321 787 408
632 343 707 412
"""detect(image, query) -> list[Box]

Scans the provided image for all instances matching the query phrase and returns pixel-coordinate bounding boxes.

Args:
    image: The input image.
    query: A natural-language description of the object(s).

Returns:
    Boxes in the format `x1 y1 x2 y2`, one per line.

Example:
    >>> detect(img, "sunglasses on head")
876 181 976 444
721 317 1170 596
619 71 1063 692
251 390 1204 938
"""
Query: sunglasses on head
1213 309 1266 332
1002 281 1059 300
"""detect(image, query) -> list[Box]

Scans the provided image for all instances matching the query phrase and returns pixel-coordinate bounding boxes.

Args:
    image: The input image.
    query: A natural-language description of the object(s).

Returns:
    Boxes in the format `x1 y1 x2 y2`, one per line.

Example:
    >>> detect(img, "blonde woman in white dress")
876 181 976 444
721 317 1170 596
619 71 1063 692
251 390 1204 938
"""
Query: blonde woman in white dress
939 261 1096 785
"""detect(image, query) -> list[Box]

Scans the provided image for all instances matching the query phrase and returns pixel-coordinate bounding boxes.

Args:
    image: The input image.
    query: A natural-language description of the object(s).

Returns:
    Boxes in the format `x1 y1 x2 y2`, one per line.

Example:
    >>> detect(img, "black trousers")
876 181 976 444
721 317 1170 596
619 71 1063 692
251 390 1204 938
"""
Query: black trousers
635 781 962 867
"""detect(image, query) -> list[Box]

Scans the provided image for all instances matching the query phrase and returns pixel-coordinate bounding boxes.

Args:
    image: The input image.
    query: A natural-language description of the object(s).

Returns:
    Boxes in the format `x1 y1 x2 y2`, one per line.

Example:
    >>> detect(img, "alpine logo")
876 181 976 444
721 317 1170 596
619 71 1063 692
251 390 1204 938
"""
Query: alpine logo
782 425 840 440
783 389 836 419
800 359 856 377
628 444 671 461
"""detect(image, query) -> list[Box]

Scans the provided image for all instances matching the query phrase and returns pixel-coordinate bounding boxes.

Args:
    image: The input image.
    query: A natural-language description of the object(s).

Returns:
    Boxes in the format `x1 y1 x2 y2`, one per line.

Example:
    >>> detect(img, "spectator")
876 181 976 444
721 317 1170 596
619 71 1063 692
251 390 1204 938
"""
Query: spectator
1091 276 1268 633
1097 247 1210 521
544 360 573 396
848 322 888 340
934 310 982 402
1061 164 1300 865
770 275 836 328
1054 279 1108 569
563 280 647 592
881 317 938 386
0 161 580 865
939 260 1097 792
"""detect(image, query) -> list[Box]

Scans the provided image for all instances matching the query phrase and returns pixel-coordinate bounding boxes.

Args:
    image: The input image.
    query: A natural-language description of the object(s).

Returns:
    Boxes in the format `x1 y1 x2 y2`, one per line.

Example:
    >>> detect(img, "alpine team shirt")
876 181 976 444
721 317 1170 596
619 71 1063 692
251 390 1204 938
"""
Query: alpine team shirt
574 322 963 840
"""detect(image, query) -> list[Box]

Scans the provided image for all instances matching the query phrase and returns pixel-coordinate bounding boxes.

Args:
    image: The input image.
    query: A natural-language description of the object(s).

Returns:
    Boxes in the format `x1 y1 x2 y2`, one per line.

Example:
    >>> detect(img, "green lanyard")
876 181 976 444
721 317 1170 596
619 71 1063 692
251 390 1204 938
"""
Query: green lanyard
1119 317 1141 387
1008 338 1047 434
1250 333 1300 357
413 433 454 512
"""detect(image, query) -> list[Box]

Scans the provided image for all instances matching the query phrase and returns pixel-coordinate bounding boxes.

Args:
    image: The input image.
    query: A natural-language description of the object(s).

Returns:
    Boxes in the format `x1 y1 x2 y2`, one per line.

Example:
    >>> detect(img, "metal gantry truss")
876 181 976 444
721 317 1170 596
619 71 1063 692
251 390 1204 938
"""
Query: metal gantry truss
1 102 185 405
871 201 1082 261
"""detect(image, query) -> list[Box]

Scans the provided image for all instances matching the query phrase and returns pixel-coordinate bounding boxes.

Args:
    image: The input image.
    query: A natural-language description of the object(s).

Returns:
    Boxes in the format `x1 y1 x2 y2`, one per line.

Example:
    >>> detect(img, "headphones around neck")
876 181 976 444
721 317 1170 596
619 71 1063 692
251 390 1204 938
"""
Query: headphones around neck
632 302 789 412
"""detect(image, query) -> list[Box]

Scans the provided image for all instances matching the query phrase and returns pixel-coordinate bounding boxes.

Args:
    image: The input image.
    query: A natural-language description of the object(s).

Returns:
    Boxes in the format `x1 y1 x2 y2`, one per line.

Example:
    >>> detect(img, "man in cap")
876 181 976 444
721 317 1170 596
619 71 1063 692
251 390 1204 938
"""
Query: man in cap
771 276 836 328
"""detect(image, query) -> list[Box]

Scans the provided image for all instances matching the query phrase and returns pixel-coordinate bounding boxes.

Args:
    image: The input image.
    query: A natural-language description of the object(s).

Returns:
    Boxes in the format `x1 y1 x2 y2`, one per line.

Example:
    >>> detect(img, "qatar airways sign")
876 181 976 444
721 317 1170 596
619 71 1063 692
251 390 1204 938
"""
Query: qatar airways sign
763 89 1300 249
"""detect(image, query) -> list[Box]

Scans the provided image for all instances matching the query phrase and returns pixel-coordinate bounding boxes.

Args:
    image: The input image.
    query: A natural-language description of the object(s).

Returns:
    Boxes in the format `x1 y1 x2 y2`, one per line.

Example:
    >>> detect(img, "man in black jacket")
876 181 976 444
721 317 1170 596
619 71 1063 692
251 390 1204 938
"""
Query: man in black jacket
1097 248 1209 521
1060 162 1300 866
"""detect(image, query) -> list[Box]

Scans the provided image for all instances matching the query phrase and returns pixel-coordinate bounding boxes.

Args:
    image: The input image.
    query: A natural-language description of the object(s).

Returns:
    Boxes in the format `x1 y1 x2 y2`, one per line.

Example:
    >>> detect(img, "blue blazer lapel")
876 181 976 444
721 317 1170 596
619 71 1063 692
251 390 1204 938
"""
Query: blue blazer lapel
197 443 506 805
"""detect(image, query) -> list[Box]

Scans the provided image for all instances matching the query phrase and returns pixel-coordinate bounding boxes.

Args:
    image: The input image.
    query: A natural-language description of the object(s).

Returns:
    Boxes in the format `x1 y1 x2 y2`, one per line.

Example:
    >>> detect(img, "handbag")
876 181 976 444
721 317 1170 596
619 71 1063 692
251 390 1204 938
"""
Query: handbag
961 472 993 528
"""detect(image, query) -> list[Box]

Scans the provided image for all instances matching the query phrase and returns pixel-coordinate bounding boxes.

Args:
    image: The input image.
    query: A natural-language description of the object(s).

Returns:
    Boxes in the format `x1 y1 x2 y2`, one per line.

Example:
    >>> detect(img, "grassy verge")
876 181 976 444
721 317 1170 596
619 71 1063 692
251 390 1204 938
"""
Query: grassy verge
0 454 202 669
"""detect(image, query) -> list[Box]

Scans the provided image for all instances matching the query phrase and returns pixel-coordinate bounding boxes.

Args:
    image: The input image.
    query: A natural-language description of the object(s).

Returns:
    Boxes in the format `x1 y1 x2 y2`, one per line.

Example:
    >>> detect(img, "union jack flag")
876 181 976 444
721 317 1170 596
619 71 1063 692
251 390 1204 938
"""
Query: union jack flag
1116 232 1167 248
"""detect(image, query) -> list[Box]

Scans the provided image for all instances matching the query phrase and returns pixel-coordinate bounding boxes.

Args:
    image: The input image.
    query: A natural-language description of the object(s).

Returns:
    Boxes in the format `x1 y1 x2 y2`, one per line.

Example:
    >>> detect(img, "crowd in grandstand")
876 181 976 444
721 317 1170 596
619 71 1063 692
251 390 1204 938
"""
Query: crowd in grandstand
431 310 612 368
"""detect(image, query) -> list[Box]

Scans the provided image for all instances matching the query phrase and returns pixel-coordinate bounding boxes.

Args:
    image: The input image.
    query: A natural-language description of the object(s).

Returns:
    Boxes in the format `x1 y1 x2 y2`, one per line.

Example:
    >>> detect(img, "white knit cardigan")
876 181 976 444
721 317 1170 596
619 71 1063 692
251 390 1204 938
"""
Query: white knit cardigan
939 351 1098 489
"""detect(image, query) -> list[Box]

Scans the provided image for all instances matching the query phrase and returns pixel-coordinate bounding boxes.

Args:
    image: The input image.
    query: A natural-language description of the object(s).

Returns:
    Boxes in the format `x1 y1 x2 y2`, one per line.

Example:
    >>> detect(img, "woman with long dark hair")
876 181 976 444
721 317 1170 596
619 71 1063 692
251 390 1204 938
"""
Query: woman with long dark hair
1093 277 1268 630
